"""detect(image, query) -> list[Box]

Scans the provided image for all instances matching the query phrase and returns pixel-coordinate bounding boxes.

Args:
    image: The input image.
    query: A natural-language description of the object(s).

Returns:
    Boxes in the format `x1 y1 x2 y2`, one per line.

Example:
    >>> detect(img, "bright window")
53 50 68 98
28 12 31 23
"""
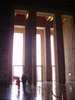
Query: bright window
12 33 23 77
36 34 42 81
51 35 55 81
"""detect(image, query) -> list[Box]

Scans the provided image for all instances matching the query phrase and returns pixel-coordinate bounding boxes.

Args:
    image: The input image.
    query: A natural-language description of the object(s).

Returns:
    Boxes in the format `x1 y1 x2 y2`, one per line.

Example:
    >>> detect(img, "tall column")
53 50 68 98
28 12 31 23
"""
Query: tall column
25 18 30 78
8 9 14 84
54 12 65 84
46 27 52 81
25 10 36 85
31 11 36 86
0 5 13 85
73 14 75 30
72 14 75 81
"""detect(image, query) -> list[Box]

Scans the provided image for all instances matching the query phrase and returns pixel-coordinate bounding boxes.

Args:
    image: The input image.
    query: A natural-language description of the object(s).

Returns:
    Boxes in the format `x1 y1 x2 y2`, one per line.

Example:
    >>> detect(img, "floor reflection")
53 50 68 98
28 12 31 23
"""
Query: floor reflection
0 81 75 100
11 81 23 100
52 81 56 100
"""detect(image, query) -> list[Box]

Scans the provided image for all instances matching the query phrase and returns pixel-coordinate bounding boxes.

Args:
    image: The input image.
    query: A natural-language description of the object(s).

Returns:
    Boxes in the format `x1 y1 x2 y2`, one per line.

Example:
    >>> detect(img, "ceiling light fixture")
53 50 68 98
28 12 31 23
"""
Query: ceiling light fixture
46 16 53 22
25 13 29 19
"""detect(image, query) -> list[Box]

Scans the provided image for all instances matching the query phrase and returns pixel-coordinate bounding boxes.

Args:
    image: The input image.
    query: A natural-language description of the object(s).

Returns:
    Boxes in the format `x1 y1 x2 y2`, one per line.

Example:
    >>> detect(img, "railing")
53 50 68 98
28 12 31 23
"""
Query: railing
31 82 66 100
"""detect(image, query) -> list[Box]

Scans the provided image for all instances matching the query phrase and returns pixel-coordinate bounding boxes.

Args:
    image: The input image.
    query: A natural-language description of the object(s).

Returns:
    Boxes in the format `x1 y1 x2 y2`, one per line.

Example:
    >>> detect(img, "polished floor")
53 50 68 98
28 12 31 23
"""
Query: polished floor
0 81 75 100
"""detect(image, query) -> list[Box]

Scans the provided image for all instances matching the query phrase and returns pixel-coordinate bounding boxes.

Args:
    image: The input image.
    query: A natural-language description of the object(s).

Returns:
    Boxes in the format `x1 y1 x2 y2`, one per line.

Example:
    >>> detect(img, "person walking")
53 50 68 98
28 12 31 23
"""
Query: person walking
22 74 27 92
16 77 20 93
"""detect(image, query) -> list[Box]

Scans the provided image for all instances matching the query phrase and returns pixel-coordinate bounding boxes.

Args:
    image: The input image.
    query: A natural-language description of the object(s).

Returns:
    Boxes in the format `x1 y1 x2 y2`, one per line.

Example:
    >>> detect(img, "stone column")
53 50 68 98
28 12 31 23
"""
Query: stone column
25 10 36 85
31 11 36 86
8 9 14 84
46 27 52 81
25 18 30 78
72 14 75 82
41 30 46 82
54 12 65 84
0 5 13 85
73 14 75 31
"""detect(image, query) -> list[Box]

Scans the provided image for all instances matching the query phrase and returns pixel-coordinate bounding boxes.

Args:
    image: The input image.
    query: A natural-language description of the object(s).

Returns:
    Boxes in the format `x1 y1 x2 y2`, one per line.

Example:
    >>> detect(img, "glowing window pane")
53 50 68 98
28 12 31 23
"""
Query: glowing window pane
36 34 42 82
13 66 23 77
12 33 23 77
36 34 41 66
51 35 55 66
13 33 23 65
51 35 55 81
37 67 42 81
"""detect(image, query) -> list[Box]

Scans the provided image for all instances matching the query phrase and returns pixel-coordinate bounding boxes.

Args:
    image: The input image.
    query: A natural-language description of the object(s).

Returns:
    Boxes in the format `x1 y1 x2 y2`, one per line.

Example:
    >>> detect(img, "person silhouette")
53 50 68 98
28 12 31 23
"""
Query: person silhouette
22 74 27 92
16 77 20 93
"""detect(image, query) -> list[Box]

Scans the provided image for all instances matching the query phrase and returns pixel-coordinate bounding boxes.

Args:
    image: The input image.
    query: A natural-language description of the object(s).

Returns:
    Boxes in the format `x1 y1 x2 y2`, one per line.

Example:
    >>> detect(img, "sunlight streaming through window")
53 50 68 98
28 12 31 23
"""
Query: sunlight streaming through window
36 34 42 81
51 35 56 100
12 33 23 77
36 34 41 66
51 35 55 81
36 34 42 94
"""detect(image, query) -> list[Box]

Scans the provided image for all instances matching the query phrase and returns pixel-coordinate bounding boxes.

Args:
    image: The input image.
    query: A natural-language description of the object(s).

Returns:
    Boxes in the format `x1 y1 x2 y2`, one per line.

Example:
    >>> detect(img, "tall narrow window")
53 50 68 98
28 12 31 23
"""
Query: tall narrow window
51 35 55 81
36 34 41 66
36 33 42 90
12 33 23 78
36 34 42 81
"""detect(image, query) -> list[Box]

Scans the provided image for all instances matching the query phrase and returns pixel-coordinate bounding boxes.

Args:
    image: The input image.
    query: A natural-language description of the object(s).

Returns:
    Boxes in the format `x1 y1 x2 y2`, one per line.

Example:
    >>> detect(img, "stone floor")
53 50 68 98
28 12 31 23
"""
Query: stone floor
0 81 75 100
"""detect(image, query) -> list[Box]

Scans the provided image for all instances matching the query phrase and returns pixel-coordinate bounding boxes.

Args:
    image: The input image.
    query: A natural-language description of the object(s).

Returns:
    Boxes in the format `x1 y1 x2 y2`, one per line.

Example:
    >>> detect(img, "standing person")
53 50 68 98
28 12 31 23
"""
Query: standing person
16 77 20 92
22 74 27 92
